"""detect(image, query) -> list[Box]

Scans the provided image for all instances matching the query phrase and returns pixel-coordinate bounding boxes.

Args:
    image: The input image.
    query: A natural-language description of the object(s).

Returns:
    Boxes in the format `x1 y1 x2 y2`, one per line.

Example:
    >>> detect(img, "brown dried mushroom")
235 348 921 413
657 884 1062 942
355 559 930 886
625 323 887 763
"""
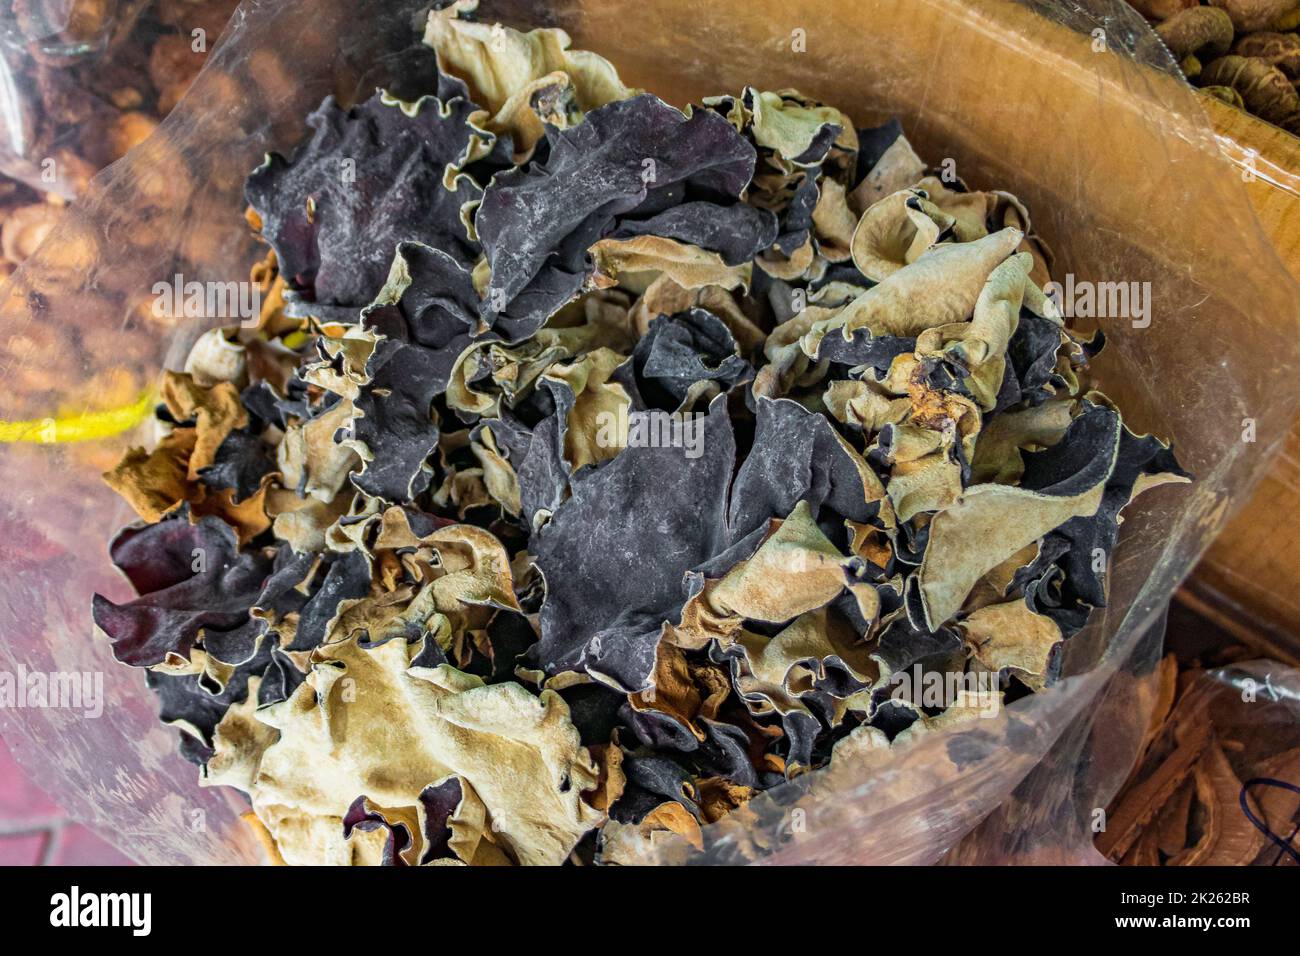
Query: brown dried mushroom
1138 0 1300 131
1156 7 1235 62
1202 54 1300 131
1233 30 1300 77
1210 0 1300 34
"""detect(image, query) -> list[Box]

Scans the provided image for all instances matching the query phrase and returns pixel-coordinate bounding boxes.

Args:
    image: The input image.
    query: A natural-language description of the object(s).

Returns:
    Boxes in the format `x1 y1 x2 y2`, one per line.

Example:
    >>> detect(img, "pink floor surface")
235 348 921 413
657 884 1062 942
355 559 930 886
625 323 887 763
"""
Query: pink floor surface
0 734 133 865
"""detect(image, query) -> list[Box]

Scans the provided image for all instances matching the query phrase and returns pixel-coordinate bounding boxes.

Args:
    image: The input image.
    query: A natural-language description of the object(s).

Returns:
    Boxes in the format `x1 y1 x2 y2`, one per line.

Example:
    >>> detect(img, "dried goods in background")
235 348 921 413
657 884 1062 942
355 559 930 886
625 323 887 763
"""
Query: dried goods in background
1097 624 1300 866
0 0 241 270
1138 0 1300 132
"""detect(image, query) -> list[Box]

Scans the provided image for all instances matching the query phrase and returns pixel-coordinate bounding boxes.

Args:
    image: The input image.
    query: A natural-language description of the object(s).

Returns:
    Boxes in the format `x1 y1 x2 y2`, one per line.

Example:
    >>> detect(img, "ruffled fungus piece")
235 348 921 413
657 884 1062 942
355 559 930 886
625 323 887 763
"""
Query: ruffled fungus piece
251 635 601 866
245 90 489 320
476 94 774 340
424 0 635 158
917 401 1122 629
530 396 736 690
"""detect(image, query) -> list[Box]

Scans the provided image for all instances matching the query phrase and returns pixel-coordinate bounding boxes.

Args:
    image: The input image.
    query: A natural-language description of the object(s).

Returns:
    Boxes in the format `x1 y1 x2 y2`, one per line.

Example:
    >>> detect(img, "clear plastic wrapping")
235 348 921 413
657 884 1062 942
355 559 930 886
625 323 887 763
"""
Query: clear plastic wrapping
0 0 1297 865
0 0 238 196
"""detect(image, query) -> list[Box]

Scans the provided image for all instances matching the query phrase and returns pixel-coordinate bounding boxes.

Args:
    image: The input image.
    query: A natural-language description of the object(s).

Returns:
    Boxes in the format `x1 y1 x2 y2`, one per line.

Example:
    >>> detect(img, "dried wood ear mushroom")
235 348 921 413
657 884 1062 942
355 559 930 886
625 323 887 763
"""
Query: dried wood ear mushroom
95 2 1191 866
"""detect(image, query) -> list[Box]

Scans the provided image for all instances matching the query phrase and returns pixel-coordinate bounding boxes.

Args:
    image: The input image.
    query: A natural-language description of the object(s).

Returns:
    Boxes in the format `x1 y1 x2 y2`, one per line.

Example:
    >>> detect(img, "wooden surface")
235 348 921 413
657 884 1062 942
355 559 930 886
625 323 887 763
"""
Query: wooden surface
1188 95 1300 654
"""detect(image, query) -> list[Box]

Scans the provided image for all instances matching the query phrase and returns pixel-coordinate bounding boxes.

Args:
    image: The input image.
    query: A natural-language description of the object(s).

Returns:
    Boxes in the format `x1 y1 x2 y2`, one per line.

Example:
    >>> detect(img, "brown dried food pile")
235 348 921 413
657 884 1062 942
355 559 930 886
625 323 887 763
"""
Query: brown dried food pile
0 1 241 474
1137 0 1300 132
94 1 1191 866
0 0 239 266
0 0 241 194
1098 649 1300 866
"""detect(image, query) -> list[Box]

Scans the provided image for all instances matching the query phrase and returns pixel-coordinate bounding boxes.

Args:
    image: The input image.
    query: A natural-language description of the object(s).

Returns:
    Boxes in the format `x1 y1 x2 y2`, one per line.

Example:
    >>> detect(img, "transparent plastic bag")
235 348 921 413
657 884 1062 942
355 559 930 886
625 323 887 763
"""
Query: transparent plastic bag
0 0 239 197
0 0 150 62
1089 658 1300 866
0 0 1297 865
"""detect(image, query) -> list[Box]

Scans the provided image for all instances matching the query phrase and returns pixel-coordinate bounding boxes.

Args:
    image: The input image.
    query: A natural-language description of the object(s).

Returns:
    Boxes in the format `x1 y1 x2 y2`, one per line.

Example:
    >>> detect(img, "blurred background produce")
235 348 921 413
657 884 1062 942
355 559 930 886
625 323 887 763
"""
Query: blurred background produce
1132 0 1300 132
0 0 241 263
1095 601 1300 866
0 0 239 867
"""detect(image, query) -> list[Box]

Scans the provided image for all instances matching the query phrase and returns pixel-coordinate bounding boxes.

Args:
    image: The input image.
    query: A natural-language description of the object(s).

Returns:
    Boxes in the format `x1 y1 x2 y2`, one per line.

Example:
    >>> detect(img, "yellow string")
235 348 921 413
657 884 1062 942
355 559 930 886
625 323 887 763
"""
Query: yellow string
281 329 311 351
0 390 154 444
